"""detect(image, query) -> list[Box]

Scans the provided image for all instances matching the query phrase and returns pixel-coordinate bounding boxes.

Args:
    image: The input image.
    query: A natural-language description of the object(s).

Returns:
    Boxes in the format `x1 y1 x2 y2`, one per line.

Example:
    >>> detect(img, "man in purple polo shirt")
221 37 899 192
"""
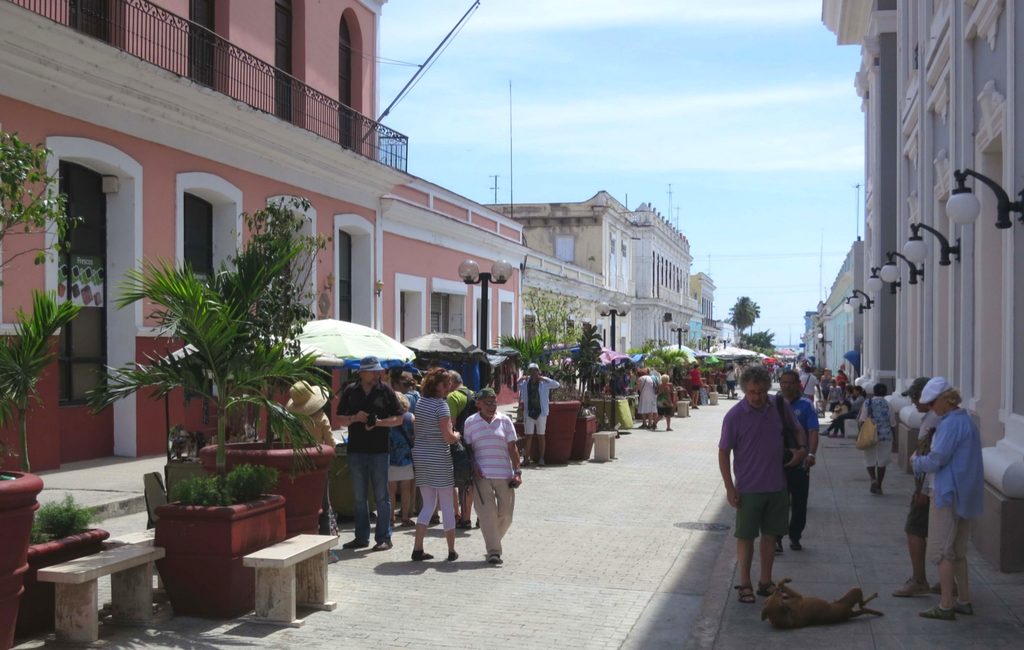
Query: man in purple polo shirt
719 365 806 604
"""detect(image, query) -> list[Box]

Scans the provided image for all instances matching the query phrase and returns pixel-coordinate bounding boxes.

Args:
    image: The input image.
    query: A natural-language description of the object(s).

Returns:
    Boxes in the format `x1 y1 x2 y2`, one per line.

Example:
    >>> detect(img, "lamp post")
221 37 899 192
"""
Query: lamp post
845 289 874 314
866 266 884 294
880 251 923 291
599 304 629 351
671 326 688 351
459 259 513 351
946 168 1024 229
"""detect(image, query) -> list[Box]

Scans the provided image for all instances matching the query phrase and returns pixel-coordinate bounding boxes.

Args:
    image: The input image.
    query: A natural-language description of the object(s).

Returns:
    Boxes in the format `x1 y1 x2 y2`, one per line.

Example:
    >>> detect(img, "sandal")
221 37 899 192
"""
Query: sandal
757 581 776 597
735 585 755 604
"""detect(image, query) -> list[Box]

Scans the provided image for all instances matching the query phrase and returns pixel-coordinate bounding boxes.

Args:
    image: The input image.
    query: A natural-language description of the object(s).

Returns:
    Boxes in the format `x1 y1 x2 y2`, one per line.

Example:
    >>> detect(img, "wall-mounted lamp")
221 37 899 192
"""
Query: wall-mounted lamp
845 289 874 314
866 266 884 294
881 251 923 289
946 168 1024 229
903 223 961 266
374 280 384 297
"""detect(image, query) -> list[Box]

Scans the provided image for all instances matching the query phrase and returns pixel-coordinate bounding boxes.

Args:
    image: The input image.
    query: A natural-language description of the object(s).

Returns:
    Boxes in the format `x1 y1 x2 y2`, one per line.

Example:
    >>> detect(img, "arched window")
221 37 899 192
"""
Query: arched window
338 16 355 147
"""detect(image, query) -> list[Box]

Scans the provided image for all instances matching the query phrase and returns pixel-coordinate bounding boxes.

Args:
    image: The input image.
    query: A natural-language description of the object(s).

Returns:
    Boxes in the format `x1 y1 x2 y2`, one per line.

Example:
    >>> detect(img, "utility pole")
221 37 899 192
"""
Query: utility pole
489 175 500 203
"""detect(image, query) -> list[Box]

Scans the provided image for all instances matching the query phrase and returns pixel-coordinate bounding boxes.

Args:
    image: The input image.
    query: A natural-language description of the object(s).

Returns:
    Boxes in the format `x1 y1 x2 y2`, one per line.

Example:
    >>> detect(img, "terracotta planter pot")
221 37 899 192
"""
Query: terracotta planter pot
199 442 335 537
15 528 110 639
571 414 597 461
154 495 286 619
0 472 43 650
543 401 581 465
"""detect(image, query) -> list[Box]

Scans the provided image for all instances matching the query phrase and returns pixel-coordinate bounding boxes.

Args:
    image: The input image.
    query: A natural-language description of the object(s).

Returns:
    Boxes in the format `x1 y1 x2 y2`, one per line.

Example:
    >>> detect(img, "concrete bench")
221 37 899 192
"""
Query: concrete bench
592 431 617 462
37 544 165 643
108 530 156 547
243 534 339 626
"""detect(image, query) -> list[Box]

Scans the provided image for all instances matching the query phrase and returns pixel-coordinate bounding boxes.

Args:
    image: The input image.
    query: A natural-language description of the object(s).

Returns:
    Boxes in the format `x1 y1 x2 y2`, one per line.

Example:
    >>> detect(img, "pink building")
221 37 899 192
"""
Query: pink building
0 0 523 471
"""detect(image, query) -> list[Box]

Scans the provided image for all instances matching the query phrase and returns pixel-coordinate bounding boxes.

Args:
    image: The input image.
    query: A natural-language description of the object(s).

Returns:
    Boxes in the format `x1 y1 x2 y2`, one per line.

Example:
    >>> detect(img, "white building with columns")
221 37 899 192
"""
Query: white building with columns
823 0 1024 571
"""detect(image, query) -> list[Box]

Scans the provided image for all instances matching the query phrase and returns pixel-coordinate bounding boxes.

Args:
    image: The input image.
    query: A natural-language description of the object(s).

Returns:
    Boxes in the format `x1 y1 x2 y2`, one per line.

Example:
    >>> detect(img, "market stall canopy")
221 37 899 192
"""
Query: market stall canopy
599 348 632 366
843 350 861 373
659 344 698 360
401 332 487 361
703 355 722 365
298 319 415 369
715 346 762 360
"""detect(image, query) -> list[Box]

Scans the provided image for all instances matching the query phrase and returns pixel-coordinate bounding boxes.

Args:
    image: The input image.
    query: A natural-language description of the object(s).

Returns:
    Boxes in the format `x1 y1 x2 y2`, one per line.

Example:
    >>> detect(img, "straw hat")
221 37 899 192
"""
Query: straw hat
287 381 330 416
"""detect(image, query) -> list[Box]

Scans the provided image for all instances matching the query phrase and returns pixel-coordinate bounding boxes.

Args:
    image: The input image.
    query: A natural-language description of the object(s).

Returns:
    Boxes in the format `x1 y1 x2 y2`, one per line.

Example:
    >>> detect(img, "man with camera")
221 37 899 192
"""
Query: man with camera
463 387 522 565
336 356 403 551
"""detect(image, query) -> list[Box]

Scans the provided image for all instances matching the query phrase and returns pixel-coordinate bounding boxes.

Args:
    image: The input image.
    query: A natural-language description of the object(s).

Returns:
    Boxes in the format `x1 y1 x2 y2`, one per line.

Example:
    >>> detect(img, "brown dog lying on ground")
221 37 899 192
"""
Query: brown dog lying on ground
761 578 884 629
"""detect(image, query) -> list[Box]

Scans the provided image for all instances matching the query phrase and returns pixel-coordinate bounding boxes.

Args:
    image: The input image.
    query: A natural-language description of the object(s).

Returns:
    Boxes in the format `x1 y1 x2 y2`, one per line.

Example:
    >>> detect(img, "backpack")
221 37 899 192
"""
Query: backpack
453 386 478 433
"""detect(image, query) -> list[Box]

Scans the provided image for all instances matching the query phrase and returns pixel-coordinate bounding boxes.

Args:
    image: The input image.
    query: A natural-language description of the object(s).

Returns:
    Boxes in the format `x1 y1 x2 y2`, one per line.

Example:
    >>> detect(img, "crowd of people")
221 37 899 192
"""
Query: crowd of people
718 362 984 621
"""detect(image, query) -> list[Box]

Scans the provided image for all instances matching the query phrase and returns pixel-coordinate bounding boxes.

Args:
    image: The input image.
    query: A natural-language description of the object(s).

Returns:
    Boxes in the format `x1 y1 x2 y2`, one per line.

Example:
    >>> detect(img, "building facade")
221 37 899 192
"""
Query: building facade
823 0 1024 571
0 0 522 470
690 272 720 350
815 239 866 375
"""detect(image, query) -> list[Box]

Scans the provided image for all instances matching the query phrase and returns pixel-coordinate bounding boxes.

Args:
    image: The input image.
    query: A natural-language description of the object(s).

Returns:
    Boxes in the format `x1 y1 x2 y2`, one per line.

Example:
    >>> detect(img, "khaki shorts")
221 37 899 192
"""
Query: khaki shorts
927 504 971 564
734 490 789 540
525 415 547 436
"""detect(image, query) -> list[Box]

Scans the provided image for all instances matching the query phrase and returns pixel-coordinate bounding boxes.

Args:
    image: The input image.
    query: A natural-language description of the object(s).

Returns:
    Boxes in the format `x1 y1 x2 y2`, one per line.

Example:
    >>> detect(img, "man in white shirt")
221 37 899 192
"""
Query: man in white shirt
464 388 522 565
517 363 560 466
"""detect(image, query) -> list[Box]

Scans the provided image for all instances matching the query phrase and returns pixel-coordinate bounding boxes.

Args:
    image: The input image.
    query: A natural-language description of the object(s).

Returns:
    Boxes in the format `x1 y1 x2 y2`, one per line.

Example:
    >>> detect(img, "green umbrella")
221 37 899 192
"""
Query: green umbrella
704 355 722 365
297 319 415 369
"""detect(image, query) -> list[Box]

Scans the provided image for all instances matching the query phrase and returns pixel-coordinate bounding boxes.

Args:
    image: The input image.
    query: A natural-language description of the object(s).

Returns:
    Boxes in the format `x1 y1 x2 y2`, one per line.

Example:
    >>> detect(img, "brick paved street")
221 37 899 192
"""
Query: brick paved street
13 398 1024 649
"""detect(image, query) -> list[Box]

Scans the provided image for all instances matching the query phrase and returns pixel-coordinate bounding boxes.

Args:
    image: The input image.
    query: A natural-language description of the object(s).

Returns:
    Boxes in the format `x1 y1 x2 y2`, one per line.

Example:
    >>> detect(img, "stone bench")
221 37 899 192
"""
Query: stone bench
243 534 339 626
708 391 719 406
592 431 617 462
37 544 165 643
676 400 690 418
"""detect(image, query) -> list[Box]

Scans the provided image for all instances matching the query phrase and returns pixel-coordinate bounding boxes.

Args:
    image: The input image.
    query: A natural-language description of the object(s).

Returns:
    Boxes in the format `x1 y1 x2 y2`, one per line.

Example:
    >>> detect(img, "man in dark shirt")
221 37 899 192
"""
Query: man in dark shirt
336 356 403 551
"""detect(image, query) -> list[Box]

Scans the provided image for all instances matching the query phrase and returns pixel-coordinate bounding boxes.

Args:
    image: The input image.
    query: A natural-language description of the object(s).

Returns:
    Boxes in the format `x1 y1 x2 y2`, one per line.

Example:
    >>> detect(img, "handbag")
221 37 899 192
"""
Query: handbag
855 416 878 450
450 440 474 484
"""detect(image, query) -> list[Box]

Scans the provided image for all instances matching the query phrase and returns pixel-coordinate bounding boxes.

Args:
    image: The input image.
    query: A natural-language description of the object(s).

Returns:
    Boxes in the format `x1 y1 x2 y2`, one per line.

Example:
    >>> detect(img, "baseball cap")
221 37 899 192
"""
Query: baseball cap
527 363 539 371
919 377 953 404
476 387 497 400
901 377 930 399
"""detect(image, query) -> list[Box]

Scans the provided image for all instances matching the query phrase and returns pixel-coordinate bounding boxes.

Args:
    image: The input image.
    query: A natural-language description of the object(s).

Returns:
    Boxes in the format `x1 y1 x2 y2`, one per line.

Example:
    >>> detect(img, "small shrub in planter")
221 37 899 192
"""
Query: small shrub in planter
30 496 95 543
170 464 279 506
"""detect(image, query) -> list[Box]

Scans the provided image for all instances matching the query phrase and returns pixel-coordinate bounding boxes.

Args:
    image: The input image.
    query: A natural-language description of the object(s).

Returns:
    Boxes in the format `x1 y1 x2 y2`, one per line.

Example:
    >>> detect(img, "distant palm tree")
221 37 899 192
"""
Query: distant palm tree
728 296 761 338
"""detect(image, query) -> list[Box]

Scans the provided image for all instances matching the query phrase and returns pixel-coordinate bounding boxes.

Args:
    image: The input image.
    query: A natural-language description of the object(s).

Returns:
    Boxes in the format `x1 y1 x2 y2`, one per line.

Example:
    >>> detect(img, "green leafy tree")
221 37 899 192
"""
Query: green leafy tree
741 330 776 355
232 197 326 356
523 287 581 345
574 322 603 396
0 291 80 472
728 296 761 337
1 131 78 282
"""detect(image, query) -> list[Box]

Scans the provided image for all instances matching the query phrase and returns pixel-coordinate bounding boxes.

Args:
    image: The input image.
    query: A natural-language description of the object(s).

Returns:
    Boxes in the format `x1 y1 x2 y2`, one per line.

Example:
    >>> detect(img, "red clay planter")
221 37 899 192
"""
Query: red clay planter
543 401 581 464
154 495 286 619
0 472 43 650
15 528 109 639
199 443 335 537
571 414 597 461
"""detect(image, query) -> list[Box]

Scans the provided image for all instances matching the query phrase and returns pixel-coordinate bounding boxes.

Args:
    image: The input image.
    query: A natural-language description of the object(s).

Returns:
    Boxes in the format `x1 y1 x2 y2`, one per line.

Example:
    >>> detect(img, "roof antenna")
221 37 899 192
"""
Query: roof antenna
379 1 481 122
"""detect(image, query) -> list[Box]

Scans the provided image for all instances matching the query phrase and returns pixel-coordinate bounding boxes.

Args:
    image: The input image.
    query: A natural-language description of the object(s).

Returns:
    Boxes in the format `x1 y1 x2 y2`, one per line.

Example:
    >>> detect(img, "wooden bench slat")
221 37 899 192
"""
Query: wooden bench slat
243 534 338 569
38 545 165 584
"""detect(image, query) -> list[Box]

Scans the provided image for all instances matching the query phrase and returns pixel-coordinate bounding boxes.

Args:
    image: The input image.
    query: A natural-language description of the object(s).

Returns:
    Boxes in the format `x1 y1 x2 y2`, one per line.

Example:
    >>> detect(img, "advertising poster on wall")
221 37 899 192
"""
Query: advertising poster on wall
59 254 105 308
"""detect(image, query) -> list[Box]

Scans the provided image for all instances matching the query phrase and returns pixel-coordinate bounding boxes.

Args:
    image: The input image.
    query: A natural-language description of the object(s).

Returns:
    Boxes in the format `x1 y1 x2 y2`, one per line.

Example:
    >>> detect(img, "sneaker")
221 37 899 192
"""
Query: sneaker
919 605 955 621
775 539 784 555
538 459 546 467
790 540 803 551
486 553 503 565
410 549 433 561
870 482 881 495
954 602 974 616
446 550 459 562
893 578 931 597
372 540 393 551
342 539 369 550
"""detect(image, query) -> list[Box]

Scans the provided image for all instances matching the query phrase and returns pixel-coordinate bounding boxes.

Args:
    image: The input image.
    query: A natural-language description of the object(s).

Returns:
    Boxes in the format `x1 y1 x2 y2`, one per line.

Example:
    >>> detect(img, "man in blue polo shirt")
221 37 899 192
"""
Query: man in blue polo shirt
778 370 819 552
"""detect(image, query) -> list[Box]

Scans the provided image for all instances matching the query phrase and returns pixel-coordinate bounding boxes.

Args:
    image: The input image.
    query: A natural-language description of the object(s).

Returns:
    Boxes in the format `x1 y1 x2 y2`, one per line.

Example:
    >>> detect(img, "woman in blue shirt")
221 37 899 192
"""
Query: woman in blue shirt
912 378 983 621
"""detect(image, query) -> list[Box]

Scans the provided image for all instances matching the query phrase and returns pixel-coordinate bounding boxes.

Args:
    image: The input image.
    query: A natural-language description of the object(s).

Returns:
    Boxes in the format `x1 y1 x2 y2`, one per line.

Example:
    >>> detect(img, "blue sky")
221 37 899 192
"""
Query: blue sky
378 0 864 346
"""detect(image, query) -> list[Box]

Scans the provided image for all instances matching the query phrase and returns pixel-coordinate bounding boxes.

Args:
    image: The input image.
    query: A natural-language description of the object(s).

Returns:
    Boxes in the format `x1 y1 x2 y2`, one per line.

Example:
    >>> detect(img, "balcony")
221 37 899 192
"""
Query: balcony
8 0 408 172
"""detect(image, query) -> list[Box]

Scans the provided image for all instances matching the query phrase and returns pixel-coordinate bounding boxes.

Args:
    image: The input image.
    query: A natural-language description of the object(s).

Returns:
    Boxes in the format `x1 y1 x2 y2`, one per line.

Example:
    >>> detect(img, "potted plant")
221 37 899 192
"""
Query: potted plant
0 130 80 650
570 323 602 461
154 464 285 619
14 496 108 639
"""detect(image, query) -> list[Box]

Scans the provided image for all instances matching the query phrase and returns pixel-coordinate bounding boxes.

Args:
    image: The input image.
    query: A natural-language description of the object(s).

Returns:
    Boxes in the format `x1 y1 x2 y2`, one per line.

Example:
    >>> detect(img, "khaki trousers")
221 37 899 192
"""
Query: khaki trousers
473 477 516 556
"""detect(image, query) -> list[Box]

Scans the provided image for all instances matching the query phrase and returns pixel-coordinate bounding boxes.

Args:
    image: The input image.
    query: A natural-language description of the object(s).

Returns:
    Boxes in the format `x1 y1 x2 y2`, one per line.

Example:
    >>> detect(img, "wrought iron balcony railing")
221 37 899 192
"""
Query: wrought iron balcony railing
8 0 409 172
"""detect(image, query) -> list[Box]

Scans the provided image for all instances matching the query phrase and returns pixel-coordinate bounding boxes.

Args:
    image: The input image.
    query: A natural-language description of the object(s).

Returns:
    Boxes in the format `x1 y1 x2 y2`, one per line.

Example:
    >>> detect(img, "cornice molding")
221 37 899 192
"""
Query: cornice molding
976 80 1006 153
965 0 1005 51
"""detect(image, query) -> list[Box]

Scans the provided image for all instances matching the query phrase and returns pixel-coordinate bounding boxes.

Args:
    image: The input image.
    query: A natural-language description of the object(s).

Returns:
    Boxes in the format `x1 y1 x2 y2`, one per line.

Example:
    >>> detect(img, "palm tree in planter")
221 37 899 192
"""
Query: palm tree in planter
88 246 327 618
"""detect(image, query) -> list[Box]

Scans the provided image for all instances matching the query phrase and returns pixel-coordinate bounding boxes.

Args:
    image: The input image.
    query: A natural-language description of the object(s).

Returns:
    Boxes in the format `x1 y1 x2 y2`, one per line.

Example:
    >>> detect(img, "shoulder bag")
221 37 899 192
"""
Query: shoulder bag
855 401 878 450
776 395 799 465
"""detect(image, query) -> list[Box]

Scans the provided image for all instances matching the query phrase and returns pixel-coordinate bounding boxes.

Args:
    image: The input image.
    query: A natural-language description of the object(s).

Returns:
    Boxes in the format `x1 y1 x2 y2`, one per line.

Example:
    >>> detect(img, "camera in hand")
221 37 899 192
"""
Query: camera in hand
366 414 377 428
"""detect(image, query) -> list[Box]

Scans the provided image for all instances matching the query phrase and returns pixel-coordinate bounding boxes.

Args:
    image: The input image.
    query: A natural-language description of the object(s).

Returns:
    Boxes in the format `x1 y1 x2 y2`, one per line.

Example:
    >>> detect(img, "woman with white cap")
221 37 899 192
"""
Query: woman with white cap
912 377 983 621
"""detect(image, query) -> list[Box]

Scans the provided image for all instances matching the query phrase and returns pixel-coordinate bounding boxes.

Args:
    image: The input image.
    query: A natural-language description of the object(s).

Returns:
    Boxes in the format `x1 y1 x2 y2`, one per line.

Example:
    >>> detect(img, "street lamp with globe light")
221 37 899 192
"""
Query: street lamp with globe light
946 168 1024 229
866 267 884 294
458 258 513 350
599 304 629 351
903 223 961 266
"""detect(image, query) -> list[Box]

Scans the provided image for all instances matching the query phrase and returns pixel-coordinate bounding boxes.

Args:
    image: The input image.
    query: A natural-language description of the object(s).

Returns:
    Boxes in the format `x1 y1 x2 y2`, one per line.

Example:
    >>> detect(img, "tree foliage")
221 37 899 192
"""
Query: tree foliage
728 296 761 336
0 131 78 283
740 329 776 355
523 287 580 345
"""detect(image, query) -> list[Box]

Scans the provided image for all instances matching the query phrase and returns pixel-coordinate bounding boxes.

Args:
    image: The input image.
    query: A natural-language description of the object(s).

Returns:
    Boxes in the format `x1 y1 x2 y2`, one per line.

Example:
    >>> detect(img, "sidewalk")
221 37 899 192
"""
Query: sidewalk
34 454 165 520
13 399 1024 648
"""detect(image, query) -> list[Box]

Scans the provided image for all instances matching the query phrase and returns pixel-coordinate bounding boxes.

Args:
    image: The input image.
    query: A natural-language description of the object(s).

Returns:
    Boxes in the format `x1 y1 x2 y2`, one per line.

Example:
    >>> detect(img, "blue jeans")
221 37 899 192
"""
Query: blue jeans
348 452 392 543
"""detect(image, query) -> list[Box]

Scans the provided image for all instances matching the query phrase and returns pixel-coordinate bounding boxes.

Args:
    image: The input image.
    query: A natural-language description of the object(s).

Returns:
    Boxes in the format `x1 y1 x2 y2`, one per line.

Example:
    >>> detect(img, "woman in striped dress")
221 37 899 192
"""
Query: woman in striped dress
411 367 462 562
